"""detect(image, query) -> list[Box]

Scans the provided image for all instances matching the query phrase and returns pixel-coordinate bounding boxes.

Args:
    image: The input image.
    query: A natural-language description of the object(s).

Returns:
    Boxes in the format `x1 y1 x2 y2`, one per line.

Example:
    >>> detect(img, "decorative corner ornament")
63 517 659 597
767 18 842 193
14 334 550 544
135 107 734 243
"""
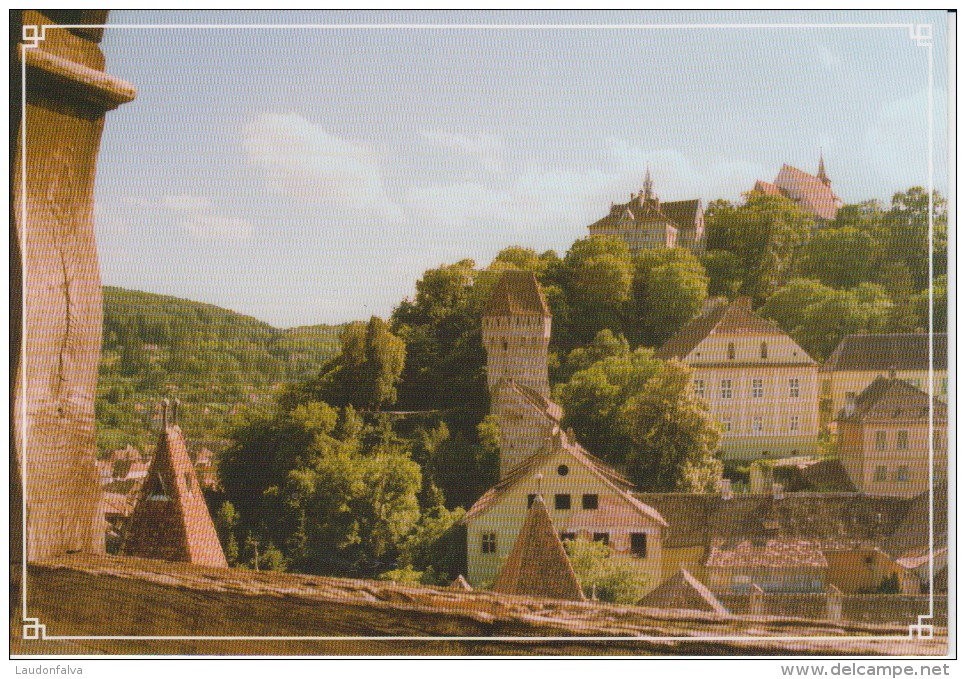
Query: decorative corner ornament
22 25 48 49
909 24 933 48
23 617 47 640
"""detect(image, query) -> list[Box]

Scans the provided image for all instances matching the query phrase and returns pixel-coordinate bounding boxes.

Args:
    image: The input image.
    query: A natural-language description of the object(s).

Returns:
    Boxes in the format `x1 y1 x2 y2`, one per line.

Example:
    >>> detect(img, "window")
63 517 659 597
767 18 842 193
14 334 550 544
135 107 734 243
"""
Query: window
897 431 909 451
560 532 576 543
593 532 610 545
693 379 705 398
147 472 170 501
752 378 763 398
760 342 768 359
752 416 764 434
555 494 571 510
721 416 732 433
630 532 648 557
790 415 799 432
896 465 910 482
873 466 888 482
582 494 599 510
481 532 497 554
502 338 508 351
527 494 536 508
727 342 736 360
789 378 800 398
874 430 887 451
720 379 733 399
557 464 569 477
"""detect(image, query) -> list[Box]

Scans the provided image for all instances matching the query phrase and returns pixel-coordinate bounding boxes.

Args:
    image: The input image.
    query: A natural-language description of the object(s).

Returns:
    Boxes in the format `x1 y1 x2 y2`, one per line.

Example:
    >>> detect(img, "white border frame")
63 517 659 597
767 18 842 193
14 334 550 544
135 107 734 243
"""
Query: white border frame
17 18 944 648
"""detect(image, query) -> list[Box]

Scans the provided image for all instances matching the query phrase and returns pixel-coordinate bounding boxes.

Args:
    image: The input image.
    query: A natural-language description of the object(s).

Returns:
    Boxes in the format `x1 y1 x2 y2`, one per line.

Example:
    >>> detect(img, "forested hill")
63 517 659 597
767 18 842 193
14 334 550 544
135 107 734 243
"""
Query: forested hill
97 286 343 455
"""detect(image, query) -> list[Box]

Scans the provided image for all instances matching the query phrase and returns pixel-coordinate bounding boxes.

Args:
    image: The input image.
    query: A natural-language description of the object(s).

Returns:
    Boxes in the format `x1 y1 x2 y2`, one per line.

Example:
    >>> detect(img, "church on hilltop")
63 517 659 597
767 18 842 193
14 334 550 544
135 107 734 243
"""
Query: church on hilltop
752 153 843 225
587 169 705 254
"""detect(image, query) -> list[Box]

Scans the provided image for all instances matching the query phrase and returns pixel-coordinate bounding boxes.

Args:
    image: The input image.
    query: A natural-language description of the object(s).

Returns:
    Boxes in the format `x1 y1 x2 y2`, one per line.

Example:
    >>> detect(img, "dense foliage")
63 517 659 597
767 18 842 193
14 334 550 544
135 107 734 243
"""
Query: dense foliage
96 286 342 456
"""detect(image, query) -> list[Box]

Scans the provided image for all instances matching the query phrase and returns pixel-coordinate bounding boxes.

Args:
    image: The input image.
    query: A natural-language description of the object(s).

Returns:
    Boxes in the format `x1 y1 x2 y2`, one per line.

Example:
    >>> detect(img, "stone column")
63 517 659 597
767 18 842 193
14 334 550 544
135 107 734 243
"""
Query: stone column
13 10 135 562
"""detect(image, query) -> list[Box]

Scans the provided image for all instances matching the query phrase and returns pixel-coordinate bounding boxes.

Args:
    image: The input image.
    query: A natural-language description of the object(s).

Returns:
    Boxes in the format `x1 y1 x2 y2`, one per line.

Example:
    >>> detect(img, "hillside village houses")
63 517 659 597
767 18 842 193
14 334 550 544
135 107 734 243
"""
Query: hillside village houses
463 270 945 607
655 297 820 461
587 168 705 253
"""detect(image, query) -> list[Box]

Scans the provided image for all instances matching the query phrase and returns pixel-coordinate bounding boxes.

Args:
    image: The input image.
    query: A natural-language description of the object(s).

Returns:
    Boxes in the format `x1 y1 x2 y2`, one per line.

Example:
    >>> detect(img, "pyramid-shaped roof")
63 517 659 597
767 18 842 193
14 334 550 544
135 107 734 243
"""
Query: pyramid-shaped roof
448 574 473 591
483 270 550 317
491 495 586 601
639 568 729 616
820 333 947 373
122 415 228 568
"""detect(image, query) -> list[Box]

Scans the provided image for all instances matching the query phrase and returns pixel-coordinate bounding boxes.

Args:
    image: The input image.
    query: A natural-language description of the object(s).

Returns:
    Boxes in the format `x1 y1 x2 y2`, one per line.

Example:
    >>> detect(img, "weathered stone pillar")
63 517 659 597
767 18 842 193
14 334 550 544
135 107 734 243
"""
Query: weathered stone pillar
13 10 135 562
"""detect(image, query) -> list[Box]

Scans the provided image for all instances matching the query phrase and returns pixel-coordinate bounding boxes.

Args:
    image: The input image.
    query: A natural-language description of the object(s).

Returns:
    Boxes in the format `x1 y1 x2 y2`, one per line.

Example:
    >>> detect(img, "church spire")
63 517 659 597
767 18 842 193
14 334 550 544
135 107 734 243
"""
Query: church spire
817 149 830 187
643 165 654 200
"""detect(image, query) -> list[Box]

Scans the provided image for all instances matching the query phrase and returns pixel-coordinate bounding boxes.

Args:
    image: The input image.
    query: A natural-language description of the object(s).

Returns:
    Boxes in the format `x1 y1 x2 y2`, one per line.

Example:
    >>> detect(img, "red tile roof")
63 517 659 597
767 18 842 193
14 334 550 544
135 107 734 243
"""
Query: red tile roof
706 538 829 570
753 180 782 198
772 164 843 222
122 425 228 568
654 297 804 362
639 567 730 616
820 333 947 373
483 270 550 317
491 495 586 602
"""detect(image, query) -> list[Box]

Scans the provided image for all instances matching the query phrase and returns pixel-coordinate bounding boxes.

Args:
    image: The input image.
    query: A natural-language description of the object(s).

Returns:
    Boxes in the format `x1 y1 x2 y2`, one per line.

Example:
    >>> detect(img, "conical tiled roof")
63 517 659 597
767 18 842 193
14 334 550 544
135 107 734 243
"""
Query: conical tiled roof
491 495 586 602
122 418 228 568
483 270 550 317
639 568 729 616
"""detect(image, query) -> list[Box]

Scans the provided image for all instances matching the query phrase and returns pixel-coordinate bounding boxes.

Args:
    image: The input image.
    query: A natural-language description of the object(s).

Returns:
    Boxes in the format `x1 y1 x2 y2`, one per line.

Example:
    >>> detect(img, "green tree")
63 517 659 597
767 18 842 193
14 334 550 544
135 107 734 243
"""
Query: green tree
560 236 634 347
563 539 653 604
700 250 743 300
555 349 721 490
214 501 241 566
797 227 877 289
630 249 708 346
704 193 814 303
880 187 947 289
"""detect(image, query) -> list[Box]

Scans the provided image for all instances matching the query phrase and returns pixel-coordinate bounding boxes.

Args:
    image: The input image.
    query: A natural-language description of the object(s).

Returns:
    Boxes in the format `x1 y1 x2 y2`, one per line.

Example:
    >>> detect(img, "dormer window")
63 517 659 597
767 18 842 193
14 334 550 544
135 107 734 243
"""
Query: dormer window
727 343 735 360
502 338 508 352
760 342 768 359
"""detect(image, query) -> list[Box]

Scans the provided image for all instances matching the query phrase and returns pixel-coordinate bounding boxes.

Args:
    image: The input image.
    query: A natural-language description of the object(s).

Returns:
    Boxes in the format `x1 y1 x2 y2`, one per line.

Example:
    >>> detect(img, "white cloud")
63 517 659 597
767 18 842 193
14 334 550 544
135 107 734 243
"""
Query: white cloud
161 193 252 240
419 129 504 173
865 88 947 192
403 140 769 243
244 112 402 220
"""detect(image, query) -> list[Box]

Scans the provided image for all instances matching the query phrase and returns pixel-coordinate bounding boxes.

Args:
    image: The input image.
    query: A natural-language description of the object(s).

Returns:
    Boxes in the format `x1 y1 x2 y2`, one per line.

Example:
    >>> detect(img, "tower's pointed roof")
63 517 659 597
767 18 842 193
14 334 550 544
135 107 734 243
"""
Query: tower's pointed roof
817 150 829 185
491 495 586 602
639 568 730 616
643 165 654 200
483 270 550 317
122 406 228 568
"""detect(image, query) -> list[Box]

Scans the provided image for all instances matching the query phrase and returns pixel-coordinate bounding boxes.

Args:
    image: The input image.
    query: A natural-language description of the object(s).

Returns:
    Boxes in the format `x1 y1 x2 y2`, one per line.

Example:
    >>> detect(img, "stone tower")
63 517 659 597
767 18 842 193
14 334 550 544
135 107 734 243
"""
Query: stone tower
483 271 559 477
481 270 551 398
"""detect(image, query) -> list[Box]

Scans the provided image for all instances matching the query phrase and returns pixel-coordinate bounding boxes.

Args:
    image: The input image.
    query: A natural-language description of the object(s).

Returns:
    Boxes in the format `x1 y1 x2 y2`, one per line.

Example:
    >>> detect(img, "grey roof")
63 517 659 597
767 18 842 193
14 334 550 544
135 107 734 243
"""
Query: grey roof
821 333 947 373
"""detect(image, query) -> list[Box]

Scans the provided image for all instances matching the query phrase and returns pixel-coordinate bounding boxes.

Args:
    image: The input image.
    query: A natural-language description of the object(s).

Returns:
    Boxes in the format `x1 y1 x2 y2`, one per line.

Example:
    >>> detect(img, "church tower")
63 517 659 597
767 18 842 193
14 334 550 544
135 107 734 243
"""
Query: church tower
482 271 558 477
481 270 551 398
817 150 830 187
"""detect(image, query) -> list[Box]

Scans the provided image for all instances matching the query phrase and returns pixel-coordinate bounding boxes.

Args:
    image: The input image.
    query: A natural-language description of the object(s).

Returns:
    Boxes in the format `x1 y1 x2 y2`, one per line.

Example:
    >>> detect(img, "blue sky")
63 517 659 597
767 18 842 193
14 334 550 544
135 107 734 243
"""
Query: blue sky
92 10 950 327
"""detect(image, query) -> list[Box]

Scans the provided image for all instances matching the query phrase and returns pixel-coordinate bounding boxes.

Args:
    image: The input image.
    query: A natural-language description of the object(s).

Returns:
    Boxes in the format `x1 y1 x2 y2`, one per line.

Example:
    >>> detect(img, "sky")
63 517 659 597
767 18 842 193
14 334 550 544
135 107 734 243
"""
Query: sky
91 10 950 327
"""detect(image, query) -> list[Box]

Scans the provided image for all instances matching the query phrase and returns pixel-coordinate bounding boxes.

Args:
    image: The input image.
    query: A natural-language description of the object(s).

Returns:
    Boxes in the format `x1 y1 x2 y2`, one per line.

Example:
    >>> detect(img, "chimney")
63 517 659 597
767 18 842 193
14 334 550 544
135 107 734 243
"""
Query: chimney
772 483 784 501
719 478 733 501
160 398 169 429
172 398 180 426
843 393 857 417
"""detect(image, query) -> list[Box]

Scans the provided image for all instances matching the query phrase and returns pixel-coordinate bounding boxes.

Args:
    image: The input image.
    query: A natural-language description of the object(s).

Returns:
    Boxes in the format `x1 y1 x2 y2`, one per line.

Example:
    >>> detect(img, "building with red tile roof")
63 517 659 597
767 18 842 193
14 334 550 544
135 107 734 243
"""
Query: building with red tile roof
491 494 586 602
751 155 843 223
122 401 228 568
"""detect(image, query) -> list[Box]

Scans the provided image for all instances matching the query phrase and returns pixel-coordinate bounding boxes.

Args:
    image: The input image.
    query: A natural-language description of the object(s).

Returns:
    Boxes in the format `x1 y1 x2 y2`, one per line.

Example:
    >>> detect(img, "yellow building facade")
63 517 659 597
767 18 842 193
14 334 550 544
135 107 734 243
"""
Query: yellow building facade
656 298 819 461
